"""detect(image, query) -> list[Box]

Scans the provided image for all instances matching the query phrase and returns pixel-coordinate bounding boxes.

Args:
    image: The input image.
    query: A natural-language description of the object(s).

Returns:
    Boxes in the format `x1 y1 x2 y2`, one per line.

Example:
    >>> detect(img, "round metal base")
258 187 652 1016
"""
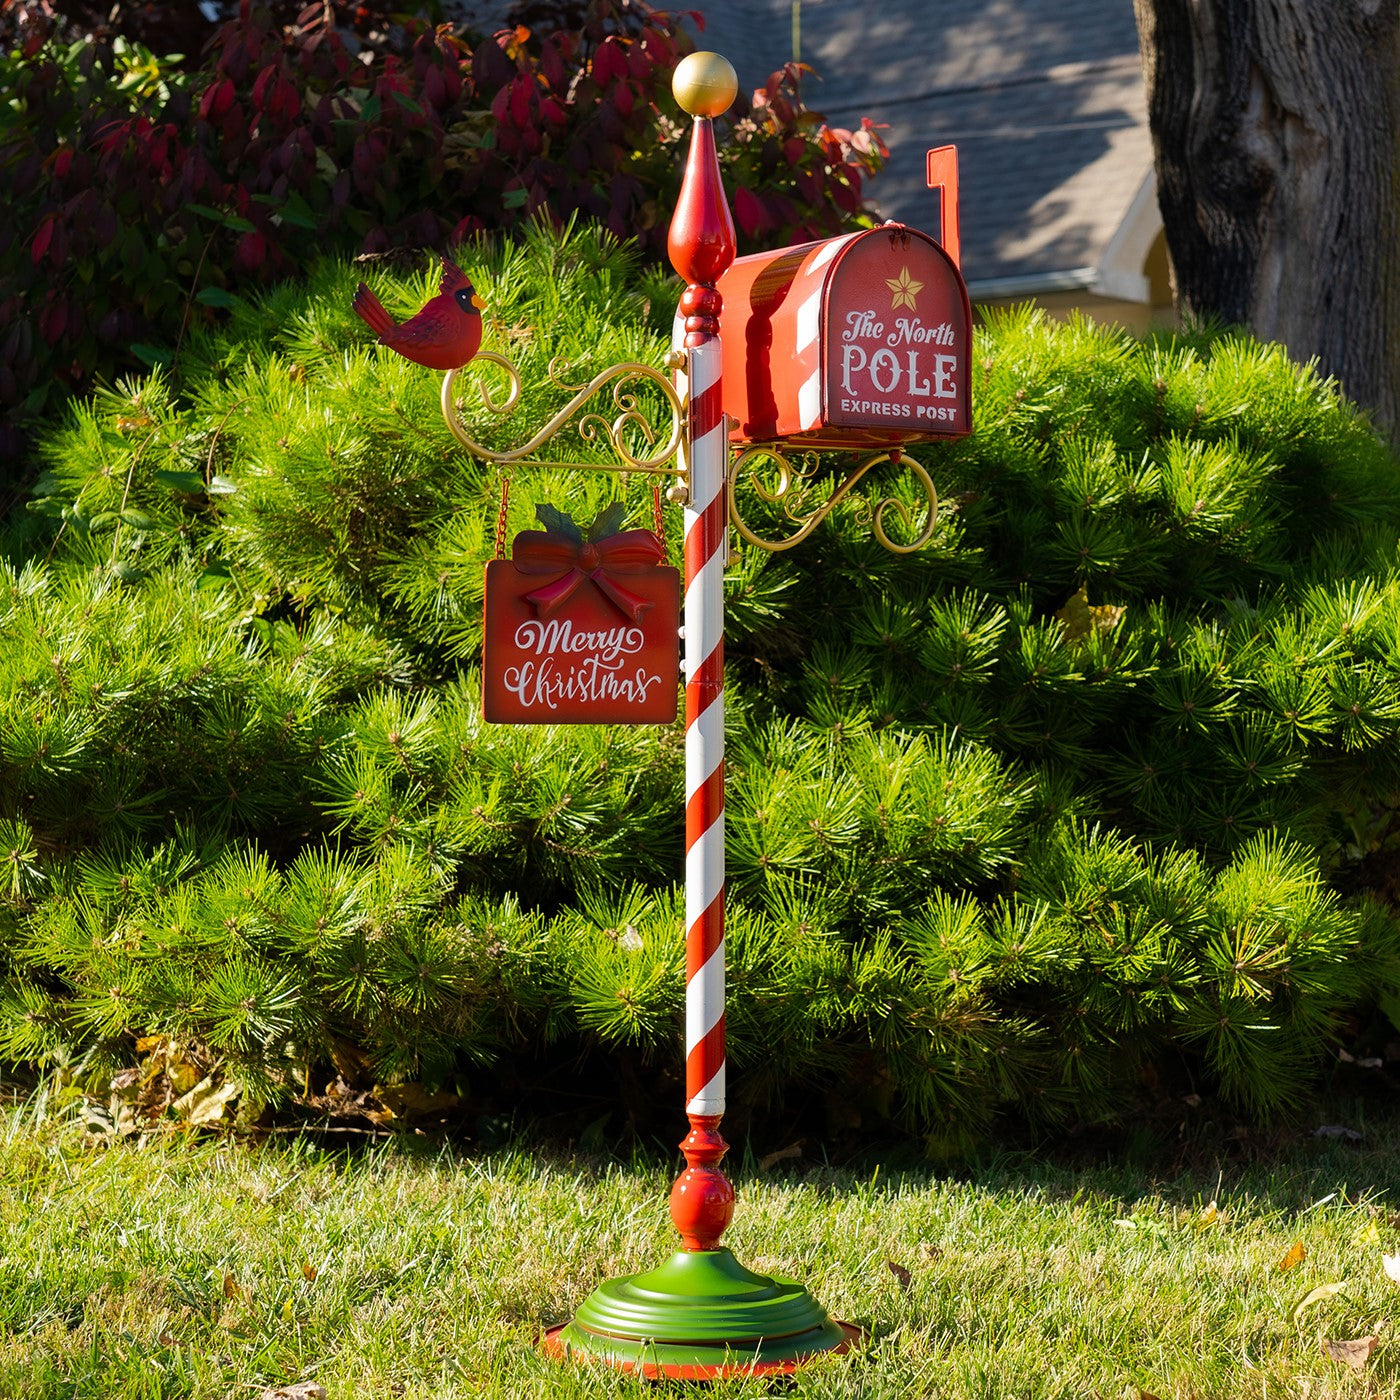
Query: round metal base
540 1247 860 1378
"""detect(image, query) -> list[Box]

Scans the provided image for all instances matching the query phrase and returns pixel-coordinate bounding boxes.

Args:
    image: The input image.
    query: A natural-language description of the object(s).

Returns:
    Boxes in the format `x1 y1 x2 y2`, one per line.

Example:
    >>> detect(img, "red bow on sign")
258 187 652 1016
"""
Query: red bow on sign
513 528 666 622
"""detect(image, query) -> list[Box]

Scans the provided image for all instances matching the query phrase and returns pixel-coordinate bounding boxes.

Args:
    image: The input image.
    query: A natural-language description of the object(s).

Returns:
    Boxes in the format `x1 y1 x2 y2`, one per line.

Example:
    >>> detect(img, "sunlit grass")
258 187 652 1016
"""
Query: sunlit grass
6 1102 1400 1398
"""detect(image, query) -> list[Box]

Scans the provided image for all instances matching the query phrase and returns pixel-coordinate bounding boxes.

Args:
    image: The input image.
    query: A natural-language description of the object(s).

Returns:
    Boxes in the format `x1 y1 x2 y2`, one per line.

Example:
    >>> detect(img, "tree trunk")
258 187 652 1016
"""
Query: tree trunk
1133 1 1400 433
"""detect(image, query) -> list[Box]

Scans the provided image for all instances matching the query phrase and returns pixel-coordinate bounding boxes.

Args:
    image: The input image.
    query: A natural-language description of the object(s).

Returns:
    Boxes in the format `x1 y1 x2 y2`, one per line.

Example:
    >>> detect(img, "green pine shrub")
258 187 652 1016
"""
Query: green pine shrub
5 222 1400 1149
741 310 1400 864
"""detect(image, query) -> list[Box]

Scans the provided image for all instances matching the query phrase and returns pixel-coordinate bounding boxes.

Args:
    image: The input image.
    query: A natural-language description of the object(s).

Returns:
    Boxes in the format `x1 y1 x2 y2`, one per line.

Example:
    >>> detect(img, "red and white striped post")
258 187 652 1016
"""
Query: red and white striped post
667 53 738 1257
542 53 854 1375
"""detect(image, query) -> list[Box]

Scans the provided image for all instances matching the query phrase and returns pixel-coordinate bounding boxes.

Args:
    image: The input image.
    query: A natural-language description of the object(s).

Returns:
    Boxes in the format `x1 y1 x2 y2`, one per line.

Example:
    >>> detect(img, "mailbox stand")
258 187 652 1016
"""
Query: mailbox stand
425 50 971 1381
540 55 859 1376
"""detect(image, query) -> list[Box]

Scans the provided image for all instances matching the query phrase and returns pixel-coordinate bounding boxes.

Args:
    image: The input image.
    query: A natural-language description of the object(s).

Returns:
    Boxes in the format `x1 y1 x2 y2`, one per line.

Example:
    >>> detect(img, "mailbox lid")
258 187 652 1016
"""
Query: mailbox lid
716 232 859 445
717 224 972 449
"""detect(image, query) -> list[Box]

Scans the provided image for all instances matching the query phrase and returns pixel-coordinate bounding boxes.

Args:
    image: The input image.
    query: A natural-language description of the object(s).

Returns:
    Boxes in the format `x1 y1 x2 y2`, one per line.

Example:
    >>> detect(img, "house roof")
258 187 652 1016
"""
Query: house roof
454 0 1157 296
685 0 1155 293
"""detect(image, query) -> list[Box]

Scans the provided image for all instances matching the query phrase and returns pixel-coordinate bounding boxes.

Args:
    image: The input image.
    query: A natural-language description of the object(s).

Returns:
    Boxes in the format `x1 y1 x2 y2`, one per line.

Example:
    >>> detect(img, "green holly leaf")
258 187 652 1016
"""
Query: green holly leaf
535 503 583 543
587 502 629 542
156 469 207 494
194 287 244 311
196 562 234 590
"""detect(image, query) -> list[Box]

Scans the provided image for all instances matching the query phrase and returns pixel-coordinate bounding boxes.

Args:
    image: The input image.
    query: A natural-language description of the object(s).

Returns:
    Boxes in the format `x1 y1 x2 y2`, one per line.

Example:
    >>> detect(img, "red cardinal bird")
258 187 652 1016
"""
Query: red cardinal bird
352 257 486 371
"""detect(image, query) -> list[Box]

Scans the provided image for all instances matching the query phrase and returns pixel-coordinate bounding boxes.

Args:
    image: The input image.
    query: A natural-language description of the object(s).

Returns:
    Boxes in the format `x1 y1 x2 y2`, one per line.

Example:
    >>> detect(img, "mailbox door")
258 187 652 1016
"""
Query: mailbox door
820 227 972 441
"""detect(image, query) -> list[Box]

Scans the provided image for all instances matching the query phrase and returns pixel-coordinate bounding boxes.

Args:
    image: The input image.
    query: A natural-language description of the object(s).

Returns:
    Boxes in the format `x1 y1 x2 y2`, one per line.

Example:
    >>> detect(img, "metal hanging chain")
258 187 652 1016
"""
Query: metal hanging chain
495 475 511 560
652 482 665 547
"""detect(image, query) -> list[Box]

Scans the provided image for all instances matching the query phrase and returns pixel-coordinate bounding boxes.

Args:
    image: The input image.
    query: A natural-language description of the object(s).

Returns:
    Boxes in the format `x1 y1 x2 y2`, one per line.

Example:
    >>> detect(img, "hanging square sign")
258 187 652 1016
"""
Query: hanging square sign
482 504 680 725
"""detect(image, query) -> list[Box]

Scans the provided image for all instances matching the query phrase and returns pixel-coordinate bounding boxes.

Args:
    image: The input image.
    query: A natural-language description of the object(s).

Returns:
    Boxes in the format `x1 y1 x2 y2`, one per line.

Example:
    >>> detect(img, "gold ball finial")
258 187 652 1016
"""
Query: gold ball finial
673 52 738 117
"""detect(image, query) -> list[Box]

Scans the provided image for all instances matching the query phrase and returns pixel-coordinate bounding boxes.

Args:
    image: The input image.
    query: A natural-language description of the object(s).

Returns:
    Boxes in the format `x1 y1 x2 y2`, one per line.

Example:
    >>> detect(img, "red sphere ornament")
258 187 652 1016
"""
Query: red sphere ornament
669 1117 736 1251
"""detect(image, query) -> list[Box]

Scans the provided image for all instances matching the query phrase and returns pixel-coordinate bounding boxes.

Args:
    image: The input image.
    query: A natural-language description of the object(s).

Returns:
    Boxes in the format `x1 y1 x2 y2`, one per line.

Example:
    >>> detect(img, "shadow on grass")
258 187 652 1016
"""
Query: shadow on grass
10 1045 1399 1221
231 1071 1400 1226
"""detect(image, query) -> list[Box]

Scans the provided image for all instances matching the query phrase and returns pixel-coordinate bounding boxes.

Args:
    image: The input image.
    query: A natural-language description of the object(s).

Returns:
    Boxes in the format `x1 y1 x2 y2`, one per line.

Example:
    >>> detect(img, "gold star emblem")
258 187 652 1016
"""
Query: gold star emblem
886 266 924 310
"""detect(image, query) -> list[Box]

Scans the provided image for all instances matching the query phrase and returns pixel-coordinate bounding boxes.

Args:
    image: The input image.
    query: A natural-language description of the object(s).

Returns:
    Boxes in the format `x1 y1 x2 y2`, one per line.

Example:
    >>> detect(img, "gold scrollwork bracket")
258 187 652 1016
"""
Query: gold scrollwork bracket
440 351 686 478
726 444 940 555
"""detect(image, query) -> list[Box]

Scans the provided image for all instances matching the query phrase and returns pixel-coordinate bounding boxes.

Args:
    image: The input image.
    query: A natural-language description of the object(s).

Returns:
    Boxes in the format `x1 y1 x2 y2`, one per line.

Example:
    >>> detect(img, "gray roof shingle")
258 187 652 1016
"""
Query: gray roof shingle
455 0 1154 287
685 0 1152 285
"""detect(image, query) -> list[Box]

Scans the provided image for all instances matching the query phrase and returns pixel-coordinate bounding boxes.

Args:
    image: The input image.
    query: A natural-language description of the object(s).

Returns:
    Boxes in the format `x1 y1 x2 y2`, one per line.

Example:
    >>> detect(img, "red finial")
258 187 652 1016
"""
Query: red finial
669 116 736 288
668 53 738 344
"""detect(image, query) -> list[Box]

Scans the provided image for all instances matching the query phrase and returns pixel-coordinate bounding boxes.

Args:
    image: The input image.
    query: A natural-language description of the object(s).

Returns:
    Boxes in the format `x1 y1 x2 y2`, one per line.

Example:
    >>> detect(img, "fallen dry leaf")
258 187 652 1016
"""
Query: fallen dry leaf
757 1141 803 1171
258 1385 327 1400
886 1260 912 1290
1055 585 1126 644
1278 1240 1306 1271
1357 1219 1381 1246
1382 1253 1400 1283
1321 1336 1378 1372
1137 1391 1164 1400
222 1272 243 1301
1293 1280 1347 1322
919 1240 943 1261
329 1037 374 1086
371 1082 461 1119
174 1075 240 1128
1195 1200 1219 1229
301 1263 318 1282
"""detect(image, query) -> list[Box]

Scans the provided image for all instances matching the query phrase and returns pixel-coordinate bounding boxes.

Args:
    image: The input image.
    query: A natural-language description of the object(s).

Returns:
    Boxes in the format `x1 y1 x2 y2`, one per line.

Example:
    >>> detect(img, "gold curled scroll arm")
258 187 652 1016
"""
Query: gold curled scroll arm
440 353 685 475
869 455 940 554
727 446 939 554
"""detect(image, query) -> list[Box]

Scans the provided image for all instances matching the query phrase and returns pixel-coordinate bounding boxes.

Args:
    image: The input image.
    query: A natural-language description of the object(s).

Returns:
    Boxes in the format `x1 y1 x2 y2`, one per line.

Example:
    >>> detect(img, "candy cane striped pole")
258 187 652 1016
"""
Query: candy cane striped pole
681 336 727 1124
666 56 738 1254
541 57 855 1375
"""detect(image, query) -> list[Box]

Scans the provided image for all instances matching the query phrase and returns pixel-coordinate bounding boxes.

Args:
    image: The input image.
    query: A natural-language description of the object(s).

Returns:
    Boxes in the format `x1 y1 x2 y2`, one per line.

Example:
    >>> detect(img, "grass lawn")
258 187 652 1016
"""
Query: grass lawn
6 1097 1400 1399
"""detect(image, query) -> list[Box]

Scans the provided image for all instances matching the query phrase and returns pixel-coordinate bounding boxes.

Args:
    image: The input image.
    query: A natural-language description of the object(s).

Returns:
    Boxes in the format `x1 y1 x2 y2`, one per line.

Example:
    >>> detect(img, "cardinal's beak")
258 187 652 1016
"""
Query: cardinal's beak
472 293 486 311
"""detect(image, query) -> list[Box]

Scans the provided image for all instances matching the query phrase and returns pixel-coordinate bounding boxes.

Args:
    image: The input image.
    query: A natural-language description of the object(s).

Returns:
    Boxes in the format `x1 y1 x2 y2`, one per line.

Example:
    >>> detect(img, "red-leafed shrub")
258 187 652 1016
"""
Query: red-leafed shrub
0 0 886 480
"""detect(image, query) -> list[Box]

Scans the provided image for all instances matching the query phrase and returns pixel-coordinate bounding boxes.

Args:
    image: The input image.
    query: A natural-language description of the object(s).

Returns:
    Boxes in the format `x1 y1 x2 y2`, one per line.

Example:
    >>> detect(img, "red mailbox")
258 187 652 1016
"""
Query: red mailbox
715 222 972 450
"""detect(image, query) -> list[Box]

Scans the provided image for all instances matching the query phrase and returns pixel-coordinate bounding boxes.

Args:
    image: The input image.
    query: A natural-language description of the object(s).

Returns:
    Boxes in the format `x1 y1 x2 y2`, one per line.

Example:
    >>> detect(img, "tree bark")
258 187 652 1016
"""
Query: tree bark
1133 0 1400 433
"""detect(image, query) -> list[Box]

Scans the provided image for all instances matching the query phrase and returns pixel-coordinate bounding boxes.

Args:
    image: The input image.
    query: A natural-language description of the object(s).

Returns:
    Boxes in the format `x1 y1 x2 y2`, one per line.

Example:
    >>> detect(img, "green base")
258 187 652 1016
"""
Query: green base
545 1248 854 1376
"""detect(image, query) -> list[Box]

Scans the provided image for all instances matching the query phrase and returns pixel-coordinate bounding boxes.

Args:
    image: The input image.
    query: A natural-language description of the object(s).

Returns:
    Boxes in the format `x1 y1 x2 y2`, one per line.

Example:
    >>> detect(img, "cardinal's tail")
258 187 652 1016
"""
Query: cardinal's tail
352 283 395 339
